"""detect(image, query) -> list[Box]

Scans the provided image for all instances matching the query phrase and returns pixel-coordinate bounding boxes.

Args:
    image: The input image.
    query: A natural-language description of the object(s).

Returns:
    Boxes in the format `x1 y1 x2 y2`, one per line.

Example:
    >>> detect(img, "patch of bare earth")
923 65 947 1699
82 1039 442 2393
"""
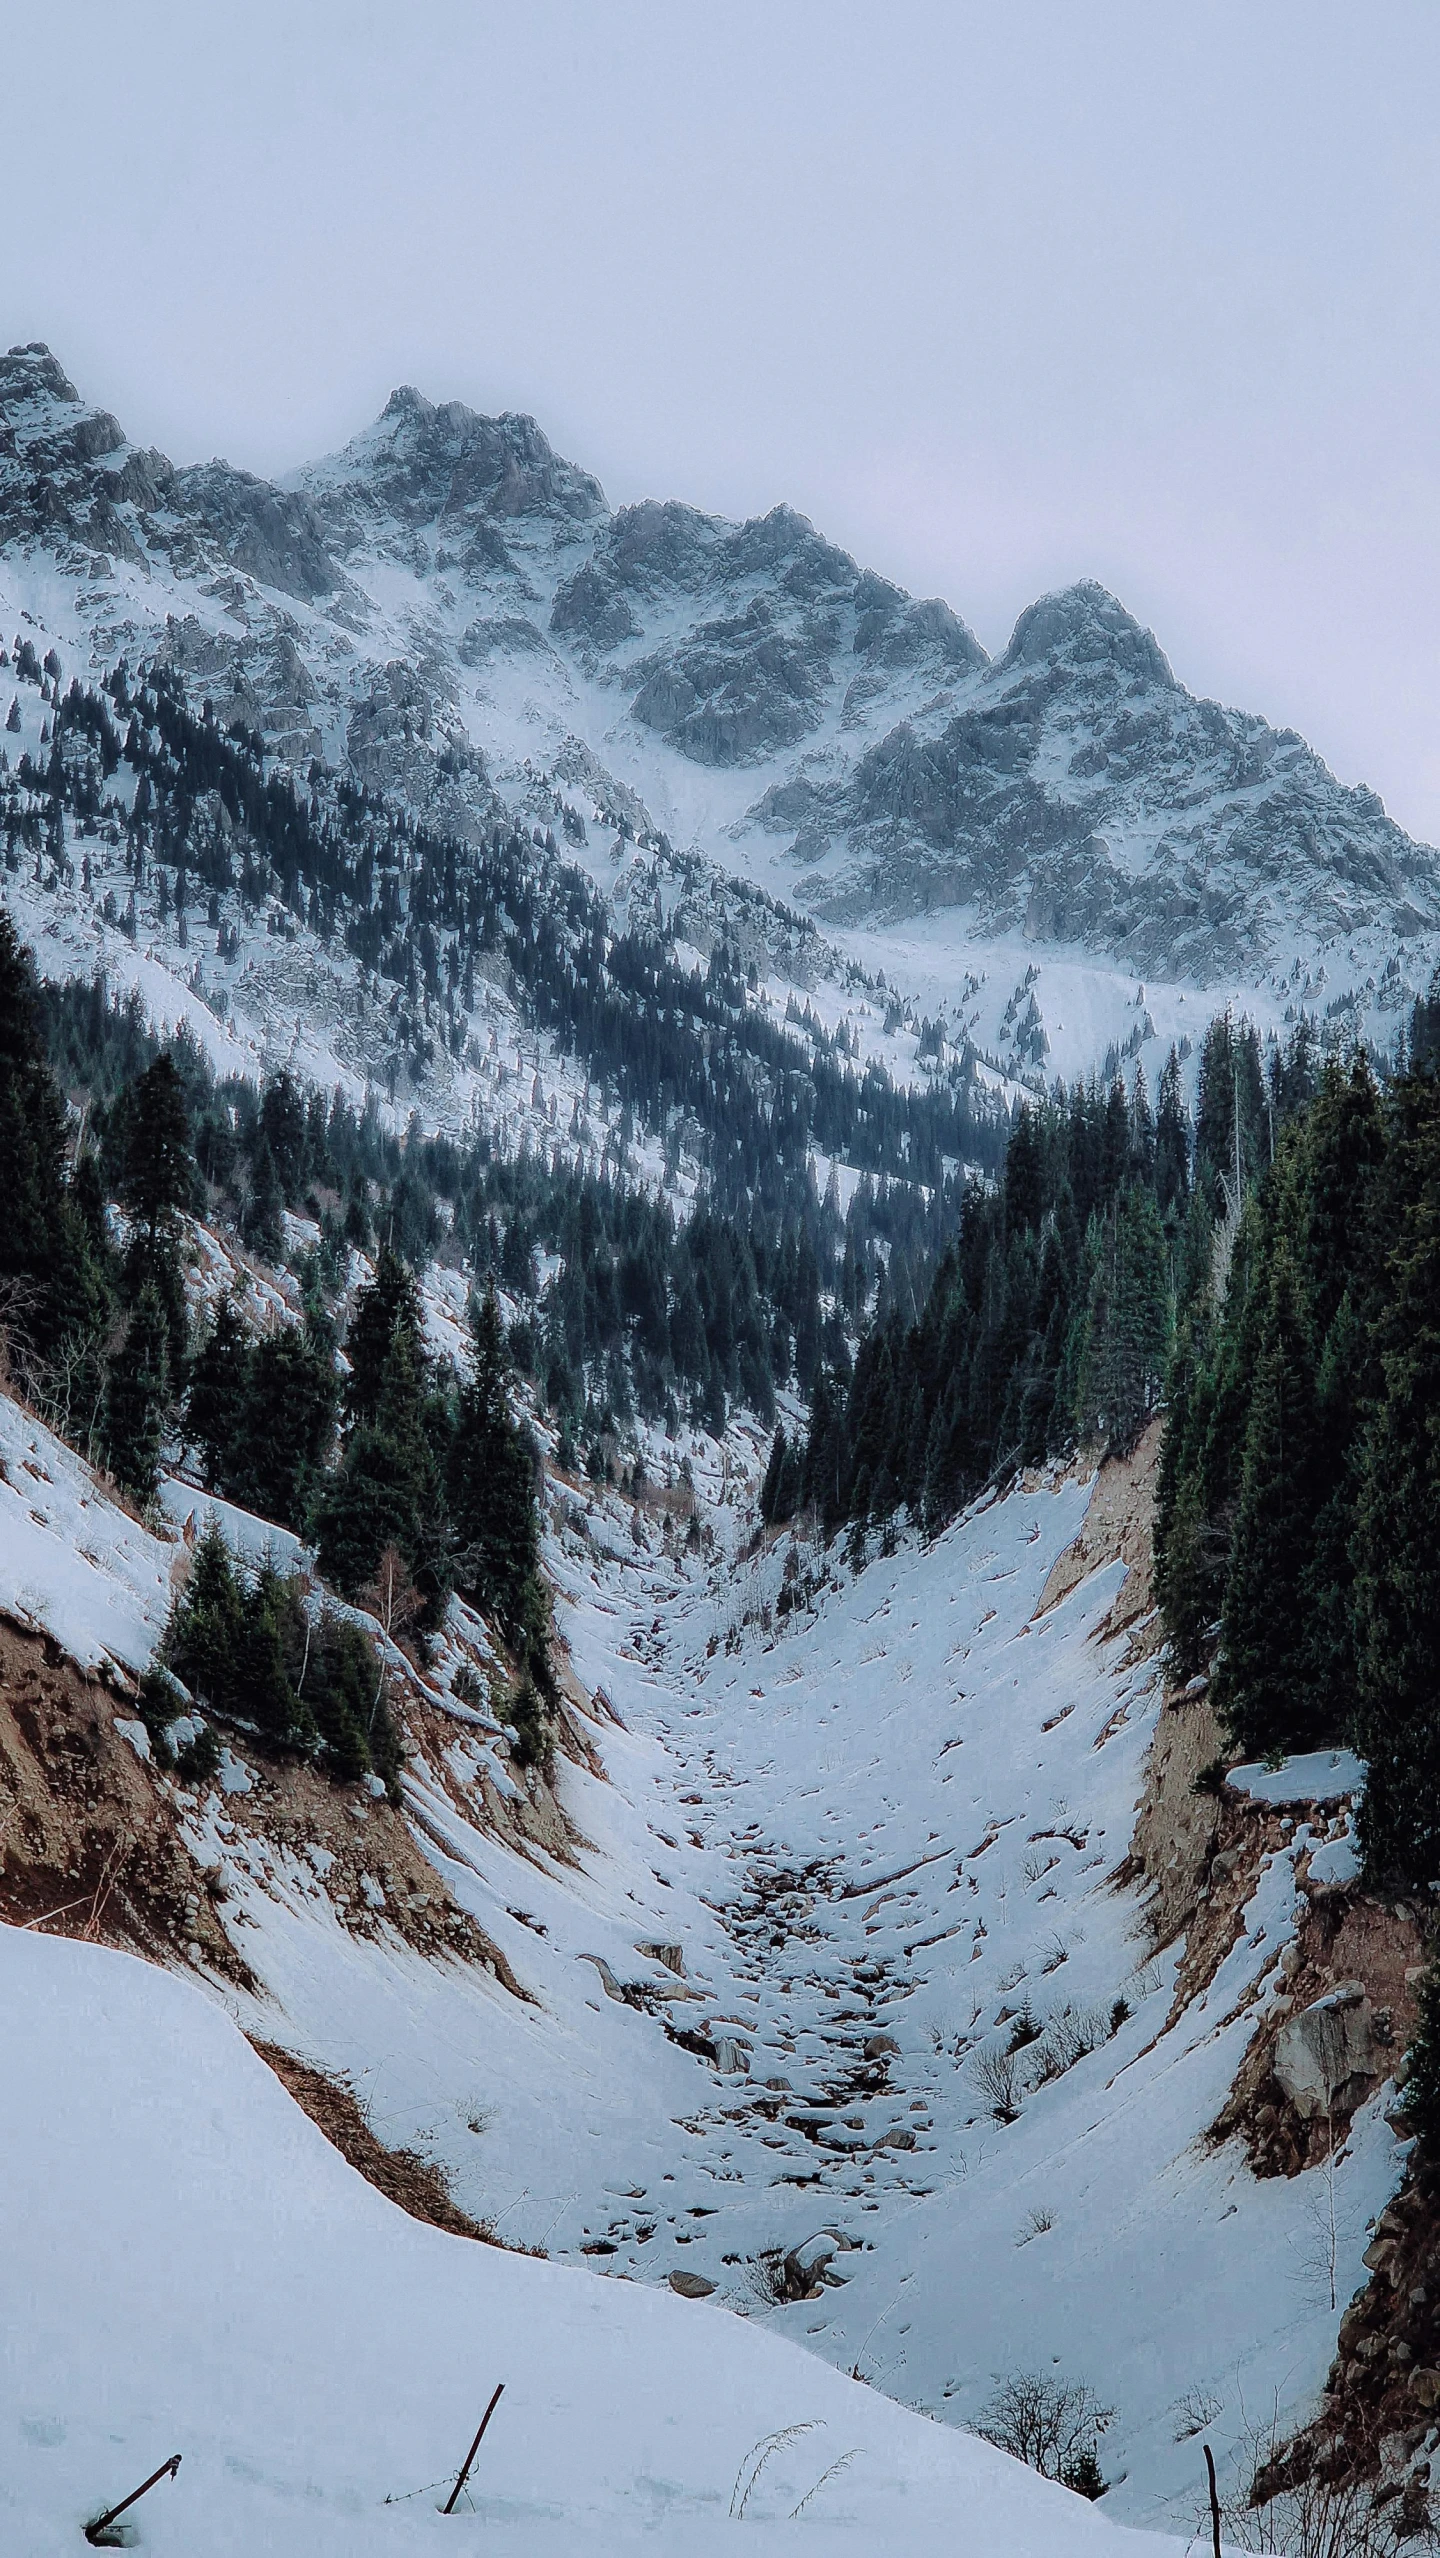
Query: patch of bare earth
1033 1417 1162 1649
0 1615 252 1983
249 2040 507 2243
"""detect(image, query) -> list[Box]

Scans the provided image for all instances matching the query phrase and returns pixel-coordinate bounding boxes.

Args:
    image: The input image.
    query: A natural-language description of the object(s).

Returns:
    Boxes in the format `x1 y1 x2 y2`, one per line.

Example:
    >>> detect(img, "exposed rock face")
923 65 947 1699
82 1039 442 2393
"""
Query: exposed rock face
773 579 1440 968
297 387 608 559
1273 1983 1383 2121
174 460 343 601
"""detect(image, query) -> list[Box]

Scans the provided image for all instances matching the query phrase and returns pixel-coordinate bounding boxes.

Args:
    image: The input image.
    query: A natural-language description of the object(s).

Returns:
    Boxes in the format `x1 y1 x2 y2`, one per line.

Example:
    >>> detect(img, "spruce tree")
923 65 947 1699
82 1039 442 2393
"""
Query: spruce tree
231 1327 336 1529
165 1516 246 1715
760 1426 787 1524
121 1051 193 1243
449 1286 541 1646
1154 1048 1191 1223
1212 1252 1324 1758
186 1296 251 1489
0 907 108 1381
343 1243 424 1425
104 1281 171 1501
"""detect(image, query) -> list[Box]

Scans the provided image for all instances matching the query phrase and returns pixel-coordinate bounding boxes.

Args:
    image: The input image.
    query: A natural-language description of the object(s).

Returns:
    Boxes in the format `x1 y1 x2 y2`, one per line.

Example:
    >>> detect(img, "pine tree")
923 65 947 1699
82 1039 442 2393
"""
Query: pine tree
165 1516 246 1716
104 1281 171 1500
1212 1252 1324 1757
760 1425 787 1524
449 1286 541 1647
343 1243 424 1425
1077 1186 1170 1453
1154 1047 1190 1222
0 907 109 1383
185 1296 250 1489
315 1317 450 1630
231 1327 336 1529
121 1051 192 1243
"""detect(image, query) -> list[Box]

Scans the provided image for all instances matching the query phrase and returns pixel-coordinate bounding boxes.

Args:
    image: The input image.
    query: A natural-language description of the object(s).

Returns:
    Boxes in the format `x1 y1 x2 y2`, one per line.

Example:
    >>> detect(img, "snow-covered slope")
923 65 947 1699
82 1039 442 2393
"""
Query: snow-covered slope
0 1374 1405 2534
4 338 1438 1090
0 1923 1186 2558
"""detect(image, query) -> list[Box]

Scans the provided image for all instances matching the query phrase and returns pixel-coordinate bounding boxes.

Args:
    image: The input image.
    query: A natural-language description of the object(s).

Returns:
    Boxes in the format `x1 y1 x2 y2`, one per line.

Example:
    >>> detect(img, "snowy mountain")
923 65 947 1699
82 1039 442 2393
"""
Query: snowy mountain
5 338 1439 1091
3 335 1436 2556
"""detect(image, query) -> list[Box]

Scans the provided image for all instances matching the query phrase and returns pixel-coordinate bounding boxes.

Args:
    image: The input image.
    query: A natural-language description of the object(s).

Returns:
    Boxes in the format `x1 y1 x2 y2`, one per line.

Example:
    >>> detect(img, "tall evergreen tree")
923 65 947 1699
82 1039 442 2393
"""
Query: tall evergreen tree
104 1280 171 1500
1212 1252 1325 1756
185 1295 250 1489
0 908 109 1386
449 1285 542 1649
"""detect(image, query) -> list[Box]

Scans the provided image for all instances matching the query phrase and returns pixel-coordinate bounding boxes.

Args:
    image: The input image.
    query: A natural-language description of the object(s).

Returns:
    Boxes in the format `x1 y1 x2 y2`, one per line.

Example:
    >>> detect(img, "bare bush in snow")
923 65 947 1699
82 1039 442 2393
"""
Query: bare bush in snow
971 2043 1022 2122
978 2371 1114 2496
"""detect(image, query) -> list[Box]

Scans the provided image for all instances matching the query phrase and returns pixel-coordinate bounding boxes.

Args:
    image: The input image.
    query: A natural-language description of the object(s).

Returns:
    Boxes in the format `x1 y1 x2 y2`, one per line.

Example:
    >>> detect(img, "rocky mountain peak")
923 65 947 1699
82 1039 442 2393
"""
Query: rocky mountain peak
0 341 84 414
1000 579 1172 688
298 392 608 547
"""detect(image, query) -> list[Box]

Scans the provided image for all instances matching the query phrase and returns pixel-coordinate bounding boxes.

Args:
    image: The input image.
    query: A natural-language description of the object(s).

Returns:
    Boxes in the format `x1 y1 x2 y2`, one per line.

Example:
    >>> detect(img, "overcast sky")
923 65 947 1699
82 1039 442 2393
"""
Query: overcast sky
6 2 1439 837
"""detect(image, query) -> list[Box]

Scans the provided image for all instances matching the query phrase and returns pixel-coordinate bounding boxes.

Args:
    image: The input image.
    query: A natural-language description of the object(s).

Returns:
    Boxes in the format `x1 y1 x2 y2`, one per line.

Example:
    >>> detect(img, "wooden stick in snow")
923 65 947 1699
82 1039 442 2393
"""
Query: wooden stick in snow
442 2383 505 2514
1203 2442 1222 2558
85 2452 181 2543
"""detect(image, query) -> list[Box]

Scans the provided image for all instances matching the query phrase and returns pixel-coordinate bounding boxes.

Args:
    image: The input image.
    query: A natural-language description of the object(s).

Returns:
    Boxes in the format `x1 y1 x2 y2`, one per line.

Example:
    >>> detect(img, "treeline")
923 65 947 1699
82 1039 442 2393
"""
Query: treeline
32 971 945 1447
771 1012 1336 1557
1 646 1010 1225
771 1050 1194 1541
1156 992 1440 1895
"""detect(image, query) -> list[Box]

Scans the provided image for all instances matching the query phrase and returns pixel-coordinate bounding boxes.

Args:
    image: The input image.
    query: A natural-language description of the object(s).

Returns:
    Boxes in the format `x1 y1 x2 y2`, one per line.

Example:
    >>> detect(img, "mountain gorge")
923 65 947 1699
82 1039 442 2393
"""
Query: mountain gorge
7 336 1440 2558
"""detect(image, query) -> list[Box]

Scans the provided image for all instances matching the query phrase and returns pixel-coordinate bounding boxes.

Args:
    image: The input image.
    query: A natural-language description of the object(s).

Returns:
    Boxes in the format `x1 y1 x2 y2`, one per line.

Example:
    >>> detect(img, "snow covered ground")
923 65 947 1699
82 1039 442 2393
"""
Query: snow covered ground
0 1381 1407 2536
0 1923 1188 2558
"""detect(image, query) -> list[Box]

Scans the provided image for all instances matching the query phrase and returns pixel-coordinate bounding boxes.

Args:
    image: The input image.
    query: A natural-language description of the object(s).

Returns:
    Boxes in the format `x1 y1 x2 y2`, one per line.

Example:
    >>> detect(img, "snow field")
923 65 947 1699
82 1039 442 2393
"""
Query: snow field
0 1923 1186 2556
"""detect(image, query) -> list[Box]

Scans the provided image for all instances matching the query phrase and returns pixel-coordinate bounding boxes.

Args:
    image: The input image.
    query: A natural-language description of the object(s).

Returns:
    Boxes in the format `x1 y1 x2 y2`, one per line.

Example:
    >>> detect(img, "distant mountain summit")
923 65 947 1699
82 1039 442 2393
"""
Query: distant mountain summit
2 338 1436 991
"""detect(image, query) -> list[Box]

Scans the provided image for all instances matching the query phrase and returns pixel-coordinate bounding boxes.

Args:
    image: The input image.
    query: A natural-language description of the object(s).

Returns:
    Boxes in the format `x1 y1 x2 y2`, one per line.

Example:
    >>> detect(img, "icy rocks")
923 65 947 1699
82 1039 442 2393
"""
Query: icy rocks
667 2269 716 2298
1274 1981 1381 2120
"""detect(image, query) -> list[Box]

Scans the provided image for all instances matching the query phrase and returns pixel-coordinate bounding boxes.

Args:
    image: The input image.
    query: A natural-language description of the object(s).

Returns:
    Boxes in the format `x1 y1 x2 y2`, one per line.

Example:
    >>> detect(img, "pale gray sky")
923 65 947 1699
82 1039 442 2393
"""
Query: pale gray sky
7 2 1440 837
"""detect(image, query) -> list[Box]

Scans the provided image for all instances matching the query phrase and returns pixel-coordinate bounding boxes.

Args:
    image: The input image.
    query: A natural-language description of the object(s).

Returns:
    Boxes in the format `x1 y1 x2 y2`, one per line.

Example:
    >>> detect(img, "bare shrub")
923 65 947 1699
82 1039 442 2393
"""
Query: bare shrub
1220 2464 1433 2556
1032 2005 1109 2084
971 2043 1022 2122
1016 2206 1055 2244
978 2371 1114 2497
1170 2386 1223 2442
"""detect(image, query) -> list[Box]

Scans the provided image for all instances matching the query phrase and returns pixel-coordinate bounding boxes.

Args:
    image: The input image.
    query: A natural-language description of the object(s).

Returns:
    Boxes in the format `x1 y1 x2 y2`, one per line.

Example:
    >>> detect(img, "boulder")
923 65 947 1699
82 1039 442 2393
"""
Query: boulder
668 2269 716 2299
1273 1982 1380 2120
636 1941 686 1977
